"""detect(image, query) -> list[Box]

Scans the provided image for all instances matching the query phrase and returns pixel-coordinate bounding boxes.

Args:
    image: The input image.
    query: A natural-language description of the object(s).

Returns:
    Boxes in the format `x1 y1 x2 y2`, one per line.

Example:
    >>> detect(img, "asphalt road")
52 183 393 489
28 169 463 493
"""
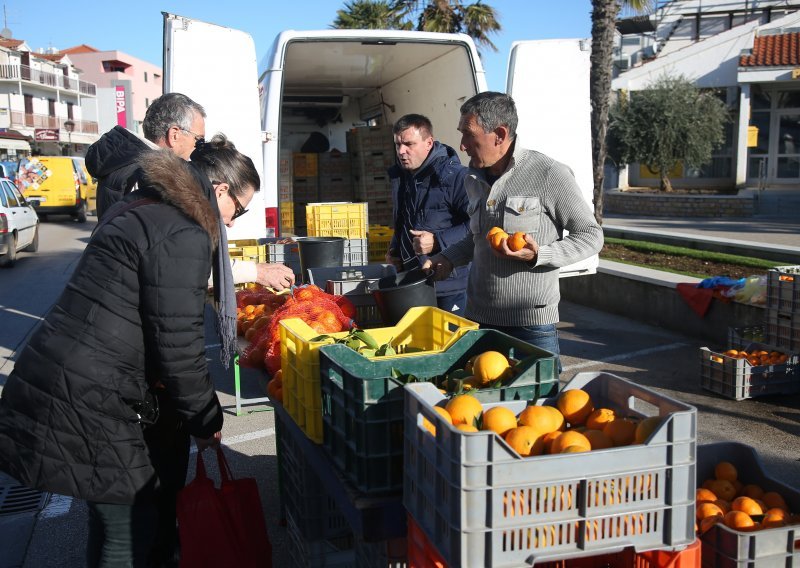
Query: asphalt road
0 217 798 567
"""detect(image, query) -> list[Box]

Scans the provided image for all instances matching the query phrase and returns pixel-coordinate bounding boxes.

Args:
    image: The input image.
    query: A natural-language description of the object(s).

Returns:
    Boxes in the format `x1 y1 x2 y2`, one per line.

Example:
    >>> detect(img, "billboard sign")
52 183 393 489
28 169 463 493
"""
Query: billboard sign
34 128 59 141
115 85 127 127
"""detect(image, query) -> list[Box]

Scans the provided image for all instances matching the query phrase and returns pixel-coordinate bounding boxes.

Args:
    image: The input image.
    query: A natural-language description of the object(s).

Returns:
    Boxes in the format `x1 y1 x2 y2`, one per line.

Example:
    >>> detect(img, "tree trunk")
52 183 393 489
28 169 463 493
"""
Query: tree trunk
589 0 621 226
660 171 673 192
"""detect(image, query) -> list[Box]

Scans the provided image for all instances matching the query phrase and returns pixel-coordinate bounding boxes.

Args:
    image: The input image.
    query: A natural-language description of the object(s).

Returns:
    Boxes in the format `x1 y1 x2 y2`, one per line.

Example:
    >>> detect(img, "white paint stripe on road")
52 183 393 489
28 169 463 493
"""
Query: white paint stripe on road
562 342 688 373
189 427 276 455
39 494 73 519
0 305 45 320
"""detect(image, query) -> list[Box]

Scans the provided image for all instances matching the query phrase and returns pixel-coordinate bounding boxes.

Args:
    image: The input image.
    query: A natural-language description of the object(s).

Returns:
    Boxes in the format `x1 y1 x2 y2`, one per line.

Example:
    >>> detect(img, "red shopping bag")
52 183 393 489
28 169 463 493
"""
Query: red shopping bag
177 447 272 568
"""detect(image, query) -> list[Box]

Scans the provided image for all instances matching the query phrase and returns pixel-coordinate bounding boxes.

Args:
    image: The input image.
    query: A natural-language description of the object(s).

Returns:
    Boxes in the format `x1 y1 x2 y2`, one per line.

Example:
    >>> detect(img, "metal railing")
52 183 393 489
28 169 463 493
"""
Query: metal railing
0 64 96 96
9 111 99 134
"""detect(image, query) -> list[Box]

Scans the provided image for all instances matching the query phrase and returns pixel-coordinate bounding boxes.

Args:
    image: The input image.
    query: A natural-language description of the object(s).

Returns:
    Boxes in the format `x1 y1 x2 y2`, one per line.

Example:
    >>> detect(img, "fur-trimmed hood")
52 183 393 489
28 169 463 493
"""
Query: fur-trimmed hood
139 149 220 245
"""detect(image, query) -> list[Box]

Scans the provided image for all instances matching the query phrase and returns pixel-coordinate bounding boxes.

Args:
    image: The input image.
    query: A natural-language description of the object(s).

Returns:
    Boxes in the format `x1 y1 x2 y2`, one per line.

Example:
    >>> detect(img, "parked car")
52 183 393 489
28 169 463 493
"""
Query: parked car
0 176 39 267
16 156 96 222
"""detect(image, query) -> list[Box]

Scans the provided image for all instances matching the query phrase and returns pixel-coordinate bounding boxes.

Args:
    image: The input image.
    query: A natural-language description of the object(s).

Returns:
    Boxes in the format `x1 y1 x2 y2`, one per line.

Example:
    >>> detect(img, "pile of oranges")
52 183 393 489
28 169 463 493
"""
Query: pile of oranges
722 349 789 366
266 369 283 403
426 388 663 458
696 461 799 534
237 303 276 340
486 226 527 252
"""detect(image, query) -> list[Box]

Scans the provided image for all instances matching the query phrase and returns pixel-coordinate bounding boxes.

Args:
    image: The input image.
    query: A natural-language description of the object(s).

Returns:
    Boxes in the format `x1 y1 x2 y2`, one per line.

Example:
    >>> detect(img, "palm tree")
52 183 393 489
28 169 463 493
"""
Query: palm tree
333 1 501 55
590 0 651 224
332 0 412 30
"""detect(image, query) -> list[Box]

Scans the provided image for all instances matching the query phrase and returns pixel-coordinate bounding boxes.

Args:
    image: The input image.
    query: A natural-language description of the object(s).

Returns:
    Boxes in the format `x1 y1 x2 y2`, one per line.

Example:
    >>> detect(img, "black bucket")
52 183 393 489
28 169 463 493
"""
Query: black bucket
296 237 345 283
369 268 437 326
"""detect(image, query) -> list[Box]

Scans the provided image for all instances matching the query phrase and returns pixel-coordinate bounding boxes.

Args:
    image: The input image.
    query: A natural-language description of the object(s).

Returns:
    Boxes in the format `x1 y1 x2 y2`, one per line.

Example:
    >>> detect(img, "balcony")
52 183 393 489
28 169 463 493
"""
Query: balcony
0 64 97 96
9 111 98 134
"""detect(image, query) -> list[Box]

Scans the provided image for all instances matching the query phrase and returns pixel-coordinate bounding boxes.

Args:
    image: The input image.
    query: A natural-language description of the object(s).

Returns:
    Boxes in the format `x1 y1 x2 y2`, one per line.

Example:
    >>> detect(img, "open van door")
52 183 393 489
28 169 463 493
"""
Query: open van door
163 12 265 240
506 39 599 277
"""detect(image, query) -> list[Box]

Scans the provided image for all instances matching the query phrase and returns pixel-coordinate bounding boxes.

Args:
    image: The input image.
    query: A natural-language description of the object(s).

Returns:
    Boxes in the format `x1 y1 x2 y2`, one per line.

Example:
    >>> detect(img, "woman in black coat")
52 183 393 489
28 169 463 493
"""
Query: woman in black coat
0 134 260 566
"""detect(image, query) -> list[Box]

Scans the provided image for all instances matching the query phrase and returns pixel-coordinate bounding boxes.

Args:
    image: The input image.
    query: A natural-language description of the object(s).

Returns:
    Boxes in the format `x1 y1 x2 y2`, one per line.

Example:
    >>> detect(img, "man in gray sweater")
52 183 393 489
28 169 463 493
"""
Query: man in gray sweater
423 92 603 368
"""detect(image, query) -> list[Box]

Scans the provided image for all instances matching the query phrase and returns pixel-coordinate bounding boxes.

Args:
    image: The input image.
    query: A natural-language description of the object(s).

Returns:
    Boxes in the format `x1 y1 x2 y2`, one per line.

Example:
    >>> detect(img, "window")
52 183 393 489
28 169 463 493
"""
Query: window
3 181 19 207
0 184 7 207
102 60 129 73
144 71 148 82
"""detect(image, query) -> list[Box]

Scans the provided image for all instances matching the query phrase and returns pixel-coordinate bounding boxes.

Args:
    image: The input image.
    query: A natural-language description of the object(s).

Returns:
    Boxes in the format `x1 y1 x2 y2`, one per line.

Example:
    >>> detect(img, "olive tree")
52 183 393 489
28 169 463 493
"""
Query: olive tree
609 75 730 191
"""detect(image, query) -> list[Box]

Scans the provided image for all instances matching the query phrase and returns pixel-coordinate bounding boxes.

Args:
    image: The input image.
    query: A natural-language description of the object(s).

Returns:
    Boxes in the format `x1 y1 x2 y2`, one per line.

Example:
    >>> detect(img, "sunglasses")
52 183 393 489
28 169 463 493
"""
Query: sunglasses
213 181 249 220
178 126 205 144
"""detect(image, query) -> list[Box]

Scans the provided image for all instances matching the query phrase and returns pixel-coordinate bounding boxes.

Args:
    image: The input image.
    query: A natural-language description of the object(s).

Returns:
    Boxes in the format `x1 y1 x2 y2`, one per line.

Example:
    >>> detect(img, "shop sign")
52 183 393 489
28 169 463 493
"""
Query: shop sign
34 128 59 141
115 85 127 127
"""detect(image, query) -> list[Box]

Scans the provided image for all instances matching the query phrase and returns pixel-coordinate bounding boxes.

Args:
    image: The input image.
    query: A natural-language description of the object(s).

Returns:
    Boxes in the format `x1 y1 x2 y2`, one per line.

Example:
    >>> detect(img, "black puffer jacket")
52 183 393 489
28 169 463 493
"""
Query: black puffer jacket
85 125 150 219
0 150 223 505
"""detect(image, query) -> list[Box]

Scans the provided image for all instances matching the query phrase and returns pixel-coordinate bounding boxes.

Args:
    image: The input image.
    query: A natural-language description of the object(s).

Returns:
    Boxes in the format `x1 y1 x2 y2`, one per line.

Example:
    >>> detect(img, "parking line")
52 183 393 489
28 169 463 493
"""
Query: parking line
562 342 688 372
189 427 276 455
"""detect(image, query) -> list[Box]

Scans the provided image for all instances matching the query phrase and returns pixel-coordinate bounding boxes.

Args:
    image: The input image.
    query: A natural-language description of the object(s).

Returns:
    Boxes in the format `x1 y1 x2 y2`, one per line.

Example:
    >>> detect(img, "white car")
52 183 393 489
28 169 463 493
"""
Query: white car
0 177 39 267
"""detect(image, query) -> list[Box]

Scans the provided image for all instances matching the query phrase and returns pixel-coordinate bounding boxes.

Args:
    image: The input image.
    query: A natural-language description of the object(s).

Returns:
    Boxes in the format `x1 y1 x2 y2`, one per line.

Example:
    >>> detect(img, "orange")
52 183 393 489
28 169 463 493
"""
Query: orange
486 226 505 239
490 231 508 250
481 406 518 437
455 423 478 432
556 390 594 426
731 496 763 516
504 426 545 457
699 514 722 535
714 499 731 514
583 429 613 450
541 430 562 454
603 418 637 447
634 416 663 444
560 445 589 454
422 406 453 436
715 461 738 482
762 512 786 529
696 488 718 503
472 351 512 386
550 430 592 454
445 394 483 426
517 405 564 433
702 478 716 490
762 492 789 511
585 408 616 431
763 507 786 520
724 510 755 531
507 232 527 252
710 479 737 502
741 484 765 500
723 349 739 357
697 502 725 521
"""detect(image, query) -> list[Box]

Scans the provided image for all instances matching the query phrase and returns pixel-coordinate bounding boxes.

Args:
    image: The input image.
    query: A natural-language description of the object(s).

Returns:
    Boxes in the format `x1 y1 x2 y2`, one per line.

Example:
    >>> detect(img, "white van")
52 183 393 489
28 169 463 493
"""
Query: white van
163 15 596 277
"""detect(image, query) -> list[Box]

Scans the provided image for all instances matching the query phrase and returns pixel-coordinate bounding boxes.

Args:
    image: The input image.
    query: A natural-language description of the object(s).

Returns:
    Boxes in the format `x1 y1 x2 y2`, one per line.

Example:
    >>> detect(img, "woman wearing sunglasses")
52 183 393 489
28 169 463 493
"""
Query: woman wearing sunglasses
0 134 257 567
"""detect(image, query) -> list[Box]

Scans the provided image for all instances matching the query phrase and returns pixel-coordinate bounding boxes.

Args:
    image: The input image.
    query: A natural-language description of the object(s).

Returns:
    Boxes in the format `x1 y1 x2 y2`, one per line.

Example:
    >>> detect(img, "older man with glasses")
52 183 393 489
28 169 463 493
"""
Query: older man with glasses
87 93 295 291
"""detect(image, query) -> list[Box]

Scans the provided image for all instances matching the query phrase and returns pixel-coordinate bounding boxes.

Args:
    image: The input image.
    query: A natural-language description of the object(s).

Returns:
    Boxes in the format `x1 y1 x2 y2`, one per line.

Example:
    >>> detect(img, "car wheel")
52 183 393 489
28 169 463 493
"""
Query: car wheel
39 214 48 222
24 225 39 253
75 201 87 223
0 233 16 267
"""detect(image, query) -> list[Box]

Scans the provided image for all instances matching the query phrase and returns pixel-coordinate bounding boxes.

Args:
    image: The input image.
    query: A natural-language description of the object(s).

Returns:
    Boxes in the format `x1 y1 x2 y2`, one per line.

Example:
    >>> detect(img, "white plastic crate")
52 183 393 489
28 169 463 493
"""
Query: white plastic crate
697 442 800 567
403 372 697 567
699 344 799 401
306 264 395 329
344 238 369 266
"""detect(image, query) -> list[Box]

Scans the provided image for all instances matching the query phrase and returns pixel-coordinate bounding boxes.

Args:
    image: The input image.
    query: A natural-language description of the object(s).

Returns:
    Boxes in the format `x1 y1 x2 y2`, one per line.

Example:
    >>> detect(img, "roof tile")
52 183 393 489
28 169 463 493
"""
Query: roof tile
741 32 800 67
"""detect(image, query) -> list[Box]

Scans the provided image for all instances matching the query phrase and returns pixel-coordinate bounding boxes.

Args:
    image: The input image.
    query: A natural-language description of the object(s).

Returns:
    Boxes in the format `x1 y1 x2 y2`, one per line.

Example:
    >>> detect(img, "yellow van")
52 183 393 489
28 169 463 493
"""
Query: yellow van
16 156 97 222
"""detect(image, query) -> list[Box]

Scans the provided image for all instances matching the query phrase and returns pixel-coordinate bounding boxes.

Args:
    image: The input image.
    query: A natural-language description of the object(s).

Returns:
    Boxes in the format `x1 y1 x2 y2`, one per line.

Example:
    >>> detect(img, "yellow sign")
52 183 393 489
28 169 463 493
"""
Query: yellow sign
792 68 800 79
747 125 759 147
639 162 683 179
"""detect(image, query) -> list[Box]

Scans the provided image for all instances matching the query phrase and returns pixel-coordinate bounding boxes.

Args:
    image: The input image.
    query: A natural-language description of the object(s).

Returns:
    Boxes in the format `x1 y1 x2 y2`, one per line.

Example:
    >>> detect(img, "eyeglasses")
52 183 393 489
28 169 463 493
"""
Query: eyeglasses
178 127 205 143
213 181 249 220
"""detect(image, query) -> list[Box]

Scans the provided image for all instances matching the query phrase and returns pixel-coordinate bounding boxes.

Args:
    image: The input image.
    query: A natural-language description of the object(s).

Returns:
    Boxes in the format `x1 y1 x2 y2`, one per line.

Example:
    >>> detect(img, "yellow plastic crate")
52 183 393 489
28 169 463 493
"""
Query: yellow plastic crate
306 202 368 239
279 306 478 443
280 202 295 234
368 229 394 262
228 239 266 263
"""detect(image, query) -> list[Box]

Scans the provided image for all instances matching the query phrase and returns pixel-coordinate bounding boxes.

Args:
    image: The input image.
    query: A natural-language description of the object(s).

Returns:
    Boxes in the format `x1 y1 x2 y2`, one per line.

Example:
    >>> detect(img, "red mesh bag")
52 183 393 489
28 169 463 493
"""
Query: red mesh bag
236 288 289 309
260 285 355 375
333 295 357 320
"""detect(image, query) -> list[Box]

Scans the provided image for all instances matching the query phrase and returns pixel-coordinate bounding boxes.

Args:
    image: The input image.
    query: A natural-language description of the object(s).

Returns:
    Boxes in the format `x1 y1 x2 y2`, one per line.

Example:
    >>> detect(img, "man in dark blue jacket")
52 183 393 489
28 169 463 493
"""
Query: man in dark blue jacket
386 114 470 314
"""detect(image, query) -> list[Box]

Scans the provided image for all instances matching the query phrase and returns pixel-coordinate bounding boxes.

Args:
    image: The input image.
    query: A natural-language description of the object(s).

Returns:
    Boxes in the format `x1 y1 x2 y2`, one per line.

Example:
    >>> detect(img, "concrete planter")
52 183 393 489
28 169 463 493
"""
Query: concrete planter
603 189 755 218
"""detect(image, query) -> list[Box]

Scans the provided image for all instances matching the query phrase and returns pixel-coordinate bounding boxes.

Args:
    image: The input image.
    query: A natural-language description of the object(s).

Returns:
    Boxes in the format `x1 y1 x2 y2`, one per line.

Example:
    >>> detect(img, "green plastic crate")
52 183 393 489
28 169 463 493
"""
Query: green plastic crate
319 329 559 495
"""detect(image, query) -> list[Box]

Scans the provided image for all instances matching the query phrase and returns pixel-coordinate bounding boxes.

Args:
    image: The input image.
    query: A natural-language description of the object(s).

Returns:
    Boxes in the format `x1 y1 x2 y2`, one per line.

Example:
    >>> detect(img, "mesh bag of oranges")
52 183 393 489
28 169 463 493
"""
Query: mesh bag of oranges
239 284 355 373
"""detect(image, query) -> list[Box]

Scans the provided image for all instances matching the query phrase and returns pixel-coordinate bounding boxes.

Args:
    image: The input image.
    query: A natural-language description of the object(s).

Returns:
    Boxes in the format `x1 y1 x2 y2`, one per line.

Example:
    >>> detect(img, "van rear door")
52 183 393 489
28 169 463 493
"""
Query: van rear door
506 39 599 277
163 12 266 240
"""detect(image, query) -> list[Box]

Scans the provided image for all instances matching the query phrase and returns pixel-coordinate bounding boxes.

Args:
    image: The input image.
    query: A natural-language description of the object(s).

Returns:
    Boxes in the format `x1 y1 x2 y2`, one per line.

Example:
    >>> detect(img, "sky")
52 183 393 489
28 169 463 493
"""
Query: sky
4 0 594 92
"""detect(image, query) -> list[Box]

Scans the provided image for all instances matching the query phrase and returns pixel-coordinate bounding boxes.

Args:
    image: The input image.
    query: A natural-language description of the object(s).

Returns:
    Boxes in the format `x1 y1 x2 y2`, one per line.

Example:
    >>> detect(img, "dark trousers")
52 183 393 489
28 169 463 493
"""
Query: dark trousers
437 290 468 316
86 393 190 568
479 321 562 374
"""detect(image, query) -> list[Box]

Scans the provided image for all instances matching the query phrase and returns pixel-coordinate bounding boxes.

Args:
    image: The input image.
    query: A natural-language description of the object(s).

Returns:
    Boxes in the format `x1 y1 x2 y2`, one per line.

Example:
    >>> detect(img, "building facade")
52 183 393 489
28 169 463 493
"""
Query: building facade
0 37 99 162
60 45 163 137
611 0 800 190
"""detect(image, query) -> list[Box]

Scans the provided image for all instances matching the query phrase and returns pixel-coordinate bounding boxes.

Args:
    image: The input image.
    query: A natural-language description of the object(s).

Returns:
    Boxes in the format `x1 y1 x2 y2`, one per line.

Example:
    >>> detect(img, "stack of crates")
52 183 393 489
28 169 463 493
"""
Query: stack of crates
368 225 394 263
765 265 800 352
279 149 294 235
403 372 698 567
306 264 396 328
228 239 268 290
348 125 395 226
292 152 320 234
306 202 369 265
319 152 354 203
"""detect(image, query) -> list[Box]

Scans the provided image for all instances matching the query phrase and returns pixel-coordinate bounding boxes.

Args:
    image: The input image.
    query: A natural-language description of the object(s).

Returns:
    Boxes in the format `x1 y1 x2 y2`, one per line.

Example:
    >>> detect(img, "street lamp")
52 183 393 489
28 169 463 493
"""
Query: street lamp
63 119 75 156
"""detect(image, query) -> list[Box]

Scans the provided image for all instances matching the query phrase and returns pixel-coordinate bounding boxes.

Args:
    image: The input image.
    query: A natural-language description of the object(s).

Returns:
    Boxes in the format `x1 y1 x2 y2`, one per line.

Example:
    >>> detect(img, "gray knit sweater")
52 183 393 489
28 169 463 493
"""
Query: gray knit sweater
441 145 603 326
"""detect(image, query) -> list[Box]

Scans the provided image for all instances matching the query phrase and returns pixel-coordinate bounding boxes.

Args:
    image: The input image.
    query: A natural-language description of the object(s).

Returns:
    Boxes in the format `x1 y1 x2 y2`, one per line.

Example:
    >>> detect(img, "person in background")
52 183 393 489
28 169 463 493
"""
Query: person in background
86 92 294 291
422 92 603 369
385 114 471 314
0 134 259 567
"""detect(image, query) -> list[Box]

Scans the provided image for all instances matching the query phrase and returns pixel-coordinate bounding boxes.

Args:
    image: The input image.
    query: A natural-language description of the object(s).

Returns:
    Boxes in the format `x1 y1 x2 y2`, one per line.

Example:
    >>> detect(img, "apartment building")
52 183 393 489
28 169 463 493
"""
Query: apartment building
0 36 98 160
612 0 800 190
60 45 162 137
